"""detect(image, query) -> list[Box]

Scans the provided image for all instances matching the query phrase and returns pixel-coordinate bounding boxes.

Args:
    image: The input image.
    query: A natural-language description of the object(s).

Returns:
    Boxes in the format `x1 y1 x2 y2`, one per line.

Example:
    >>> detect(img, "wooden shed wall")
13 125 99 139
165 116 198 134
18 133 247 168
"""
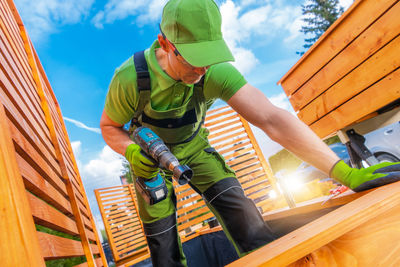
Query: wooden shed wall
0 0 107 266
278 0 400 138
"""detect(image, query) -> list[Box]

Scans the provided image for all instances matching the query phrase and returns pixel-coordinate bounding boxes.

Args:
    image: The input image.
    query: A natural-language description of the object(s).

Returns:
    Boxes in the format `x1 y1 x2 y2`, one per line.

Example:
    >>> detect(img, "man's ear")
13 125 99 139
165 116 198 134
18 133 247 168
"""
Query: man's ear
157 34 169 52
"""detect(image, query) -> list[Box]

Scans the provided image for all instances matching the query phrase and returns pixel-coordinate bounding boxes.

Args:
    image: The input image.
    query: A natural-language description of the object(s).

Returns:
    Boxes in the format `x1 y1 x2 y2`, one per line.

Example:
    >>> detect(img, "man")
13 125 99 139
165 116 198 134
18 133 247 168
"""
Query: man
100 0 400 266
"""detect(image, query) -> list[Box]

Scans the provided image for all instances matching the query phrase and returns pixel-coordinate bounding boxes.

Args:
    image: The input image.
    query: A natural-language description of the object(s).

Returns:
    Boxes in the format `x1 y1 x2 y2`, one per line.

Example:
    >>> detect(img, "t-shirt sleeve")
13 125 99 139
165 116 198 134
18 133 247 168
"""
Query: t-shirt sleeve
104 70 138 125
204 62 247 102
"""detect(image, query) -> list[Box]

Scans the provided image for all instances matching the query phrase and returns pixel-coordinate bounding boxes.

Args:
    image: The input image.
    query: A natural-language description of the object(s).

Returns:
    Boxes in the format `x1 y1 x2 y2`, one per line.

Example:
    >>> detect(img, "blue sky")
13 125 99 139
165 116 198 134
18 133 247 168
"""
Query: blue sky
14 0 352 235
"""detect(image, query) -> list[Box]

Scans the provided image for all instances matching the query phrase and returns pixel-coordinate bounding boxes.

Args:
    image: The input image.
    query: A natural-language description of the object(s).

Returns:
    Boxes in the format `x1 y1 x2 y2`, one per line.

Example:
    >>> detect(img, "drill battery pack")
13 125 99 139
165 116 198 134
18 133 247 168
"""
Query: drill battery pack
135 174 168 205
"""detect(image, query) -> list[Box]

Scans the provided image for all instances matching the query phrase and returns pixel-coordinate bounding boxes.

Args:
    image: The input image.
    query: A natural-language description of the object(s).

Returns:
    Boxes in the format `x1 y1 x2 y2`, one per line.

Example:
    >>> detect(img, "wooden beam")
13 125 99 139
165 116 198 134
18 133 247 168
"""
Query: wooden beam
227 181 400 267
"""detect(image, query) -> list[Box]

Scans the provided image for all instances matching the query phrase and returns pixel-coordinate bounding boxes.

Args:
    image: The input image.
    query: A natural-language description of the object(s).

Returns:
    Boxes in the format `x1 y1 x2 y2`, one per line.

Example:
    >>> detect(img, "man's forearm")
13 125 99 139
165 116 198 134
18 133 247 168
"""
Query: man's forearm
260 108 339 174
101 125 134 156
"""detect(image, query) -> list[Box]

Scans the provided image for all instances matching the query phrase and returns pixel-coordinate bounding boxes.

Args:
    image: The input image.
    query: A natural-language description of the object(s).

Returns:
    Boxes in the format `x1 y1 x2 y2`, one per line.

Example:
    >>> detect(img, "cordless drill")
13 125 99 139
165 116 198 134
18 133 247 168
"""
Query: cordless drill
132 127 193 205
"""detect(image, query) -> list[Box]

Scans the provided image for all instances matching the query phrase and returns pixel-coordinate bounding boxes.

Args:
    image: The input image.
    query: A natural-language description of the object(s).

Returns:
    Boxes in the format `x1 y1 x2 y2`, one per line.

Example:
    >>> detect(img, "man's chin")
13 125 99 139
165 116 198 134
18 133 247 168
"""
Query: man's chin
182 75 202 84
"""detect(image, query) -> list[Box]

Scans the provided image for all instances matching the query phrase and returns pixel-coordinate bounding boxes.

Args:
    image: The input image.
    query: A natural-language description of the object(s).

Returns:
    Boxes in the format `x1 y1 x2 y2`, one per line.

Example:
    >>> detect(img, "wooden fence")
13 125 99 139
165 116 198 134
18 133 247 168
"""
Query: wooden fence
278 0 400 139
95 105 288 266
0 0 107 265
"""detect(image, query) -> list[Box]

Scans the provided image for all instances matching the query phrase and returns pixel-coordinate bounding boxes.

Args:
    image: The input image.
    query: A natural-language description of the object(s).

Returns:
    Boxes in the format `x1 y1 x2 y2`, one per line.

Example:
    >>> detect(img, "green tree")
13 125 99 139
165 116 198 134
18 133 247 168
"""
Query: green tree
297 0 345 55
122 159 134 184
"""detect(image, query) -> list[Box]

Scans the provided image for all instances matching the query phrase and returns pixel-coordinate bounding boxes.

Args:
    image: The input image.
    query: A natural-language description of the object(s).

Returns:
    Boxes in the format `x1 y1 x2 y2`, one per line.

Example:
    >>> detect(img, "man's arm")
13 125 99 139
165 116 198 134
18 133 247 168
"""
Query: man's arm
100 110 134 156
227 83 339 174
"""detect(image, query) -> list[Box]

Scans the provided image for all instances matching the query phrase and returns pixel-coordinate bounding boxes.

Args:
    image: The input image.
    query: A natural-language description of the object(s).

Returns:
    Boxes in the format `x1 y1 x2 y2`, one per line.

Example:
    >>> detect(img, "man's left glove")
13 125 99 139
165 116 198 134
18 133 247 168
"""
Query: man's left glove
330 160 400 192
125 143 159 179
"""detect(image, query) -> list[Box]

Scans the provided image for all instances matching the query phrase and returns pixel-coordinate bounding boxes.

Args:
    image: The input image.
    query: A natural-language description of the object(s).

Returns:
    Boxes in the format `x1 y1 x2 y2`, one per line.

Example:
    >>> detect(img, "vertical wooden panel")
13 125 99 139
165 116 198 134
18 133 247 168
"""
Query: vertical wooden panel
0 102 45 266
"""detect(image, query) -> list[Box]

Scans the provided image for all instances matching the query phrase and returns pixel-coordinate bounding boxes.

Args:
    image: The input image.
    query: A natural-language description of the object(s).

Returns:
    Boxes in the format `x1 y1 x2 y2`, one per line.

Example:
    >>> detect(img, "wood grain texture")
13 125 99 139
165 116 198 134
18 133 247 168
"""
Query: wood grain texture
279 0 397 95
0 102 45 266
290 1 400 111
227 181 400 267
310 67 400 138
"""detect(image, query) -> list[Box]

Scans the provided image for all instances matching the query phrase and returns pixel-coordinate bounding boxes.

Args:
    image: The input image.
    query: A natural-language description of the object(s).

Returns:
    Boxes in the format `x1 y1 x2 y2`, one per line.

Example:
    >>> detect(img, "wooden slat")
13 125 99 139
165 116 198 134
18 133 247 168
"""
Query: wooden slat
290 1 400 111
208 124 243 140
117 240 147 256
177 199 207 216
299 32 400 125
115 233 146 248
37 231 84 260
27 192 79 236
205 105 231 116
205 107 236 122
0 40 51 149
16 153 72 214
218 140 252 155
205 113 240 127
178 206 210 224
178 212 214 231
278 0 397 95
228 181 400 267
0 102 44 266
310 67 400 138
177 194 203 208
114 227 144 243
10 122 66 195
209 130 247 146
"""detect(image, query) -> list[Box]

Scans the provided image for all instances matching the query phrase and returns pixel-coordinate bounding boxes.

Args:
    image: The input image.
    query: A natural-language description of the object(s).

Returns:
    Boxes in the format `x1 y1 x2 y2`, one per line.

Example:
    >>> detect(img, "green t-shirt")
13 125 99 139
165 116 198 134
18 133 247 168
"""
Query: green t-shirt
105 40 247 125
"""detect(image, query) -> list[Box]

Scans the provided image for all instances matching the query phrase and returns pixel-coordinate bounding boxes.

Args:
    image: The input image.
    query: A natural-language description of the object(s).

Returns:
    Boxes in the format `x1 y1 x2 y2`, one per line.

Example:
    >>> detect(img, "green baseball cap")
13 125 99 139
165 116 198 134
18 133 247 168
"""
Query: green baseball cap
160 0 234 67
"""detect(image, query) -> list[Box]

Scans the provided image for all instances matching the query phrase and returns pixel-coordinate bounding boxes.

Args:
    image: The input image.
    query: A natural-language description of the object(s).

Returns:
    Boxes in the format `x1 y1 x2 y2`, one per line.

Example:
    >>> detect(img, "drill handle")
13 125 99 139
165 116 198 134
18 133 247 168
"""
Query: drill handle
139 150 158 167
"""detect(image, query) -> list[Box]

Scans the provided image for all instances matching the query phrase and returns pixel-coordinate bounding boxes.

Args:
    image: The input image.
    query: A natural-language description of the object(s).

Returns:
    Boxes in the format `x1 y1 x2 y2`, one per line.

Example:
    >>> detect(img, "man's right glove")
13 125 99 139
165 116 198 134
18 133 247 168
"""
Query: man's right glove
125 143 159 179
330 160 400 192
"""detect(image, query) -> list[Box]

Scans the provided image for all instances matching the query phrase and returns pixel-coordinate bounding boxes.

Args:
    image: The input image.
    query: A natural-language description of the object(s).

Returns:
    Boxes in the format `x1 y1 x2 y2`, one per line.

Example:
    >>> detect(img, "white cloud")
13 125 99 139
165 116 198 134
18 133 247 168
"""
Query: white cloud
64 117 101 134
14 0 94 42
339 0 354 10
92 0 168 29
220 0 302 74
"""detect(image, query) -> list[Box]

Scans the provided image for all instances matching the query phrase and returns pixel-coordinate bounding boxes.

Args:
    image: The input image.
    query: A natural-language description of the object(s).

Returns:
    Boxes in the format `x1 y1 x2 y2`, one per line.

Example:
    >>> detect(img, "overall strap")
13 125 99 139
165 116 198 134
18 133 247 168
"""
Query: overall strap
130 51 151 129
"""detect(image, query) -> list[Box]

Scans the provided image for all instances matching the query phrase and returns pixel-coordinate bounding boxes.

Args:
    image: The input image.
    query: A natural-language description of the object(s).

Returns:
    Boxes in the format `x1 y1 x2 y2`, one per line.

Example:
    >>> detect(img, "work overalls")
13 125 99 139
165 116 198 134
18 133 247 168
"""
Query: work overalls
131 51 275 267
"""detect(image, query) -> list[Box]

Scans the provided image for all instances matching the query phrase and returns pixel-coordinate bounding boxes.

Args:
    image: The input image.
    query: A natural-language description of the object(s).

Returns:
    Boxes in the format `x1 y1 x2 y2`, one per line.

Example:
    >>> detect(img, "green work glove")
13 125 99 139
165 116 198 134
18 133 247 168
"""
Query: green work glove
330 160 400 192
125 143 159 179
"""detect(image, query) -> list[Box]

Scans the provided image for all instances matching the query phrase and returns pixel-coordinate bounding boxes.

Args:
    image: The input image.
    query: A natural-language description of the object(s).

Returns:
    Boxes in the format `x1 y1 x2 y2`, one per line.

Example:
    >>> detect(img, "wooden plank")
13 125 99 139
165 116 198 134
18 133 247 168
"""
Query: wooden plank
299 32 400 125
291 1 400 111
96 189 120 262
208 124 243 140
205 117 241 132
0 39 51 146
278 0 397 95
178 212 214 231
16 153 72 214
113 227 144 243
27 192 79 236
0 103 44 266
117 241 148 257
10 121 66 194
204 113 240 128
37 231 84 260
209 130 247 146
177 194 203 208
218 140 252 155
206 105 231 116
224 147 255 162
178 206 211 224
310 67 400 138
177 199 207 216
288 205 400 266
205 107 236 122
115 233 146 248
227 181 400 267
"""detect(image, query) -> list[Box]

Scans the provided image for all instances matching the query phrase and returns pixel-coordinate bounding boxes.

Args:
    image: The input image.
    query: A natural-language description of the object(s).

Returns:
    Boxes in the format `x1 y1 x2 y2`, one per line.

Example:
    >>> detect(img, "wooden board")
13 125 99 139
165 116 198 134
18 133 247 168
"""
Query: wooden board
227 181 400 267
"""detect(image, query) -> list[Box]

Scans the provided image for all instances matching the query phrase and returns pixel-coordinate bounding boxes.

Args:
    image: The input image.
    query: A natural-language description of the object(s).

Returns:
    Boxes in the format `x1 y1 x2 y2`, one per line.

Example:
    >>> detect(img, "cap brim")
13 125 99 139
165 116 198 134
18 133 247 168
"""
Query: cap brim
174 39 234 67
